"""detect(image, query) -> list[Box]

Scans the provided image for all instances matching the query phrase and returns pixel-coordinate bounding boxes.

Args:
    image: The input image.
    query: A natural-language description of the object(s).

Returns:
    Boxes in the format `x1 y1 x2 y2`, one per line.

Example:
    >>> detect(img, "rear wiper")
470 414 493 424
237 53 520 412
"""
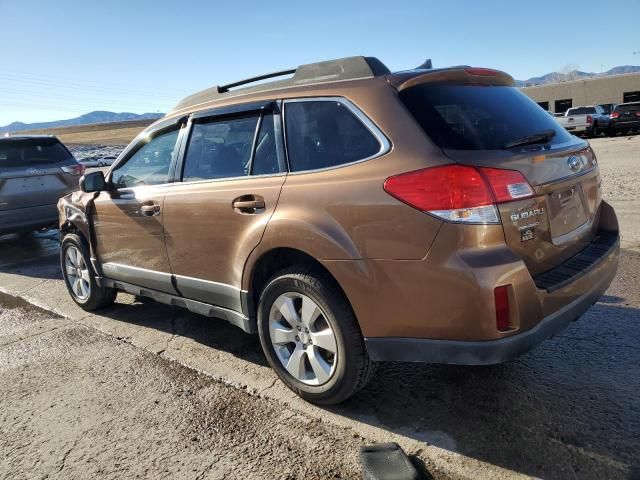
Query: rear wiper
503 129 556 149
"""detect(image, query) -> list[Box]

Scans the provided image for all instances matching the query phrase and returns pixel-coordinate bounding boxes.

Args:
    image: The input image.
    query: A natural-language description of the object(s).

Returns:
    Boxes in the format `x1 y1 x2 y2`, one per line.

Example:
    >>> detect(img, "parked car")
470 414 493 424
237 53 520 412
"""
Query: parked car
0 135 84 235
609 102 640 135
97 155 117 167
556 105 610 137
79 156 101 168
58 56 619 404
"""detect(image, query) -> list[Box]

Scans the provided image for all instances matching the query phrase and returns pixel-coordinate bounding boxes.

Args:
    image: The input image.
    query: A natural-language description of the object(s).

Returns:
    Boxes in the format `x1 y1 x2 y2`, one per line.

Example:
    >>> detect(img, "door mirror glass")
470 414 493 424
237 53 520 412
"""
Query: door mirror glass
80 171 106 192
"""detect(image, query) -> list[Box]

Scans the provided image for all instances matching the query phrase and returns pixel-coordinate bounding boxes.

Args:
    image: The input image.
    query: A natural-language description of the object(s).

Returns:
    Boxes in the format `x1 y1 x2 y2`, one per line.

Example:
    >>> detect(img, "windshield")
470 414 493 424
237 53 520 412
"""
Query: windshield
399 84 574 150
0 138 71 167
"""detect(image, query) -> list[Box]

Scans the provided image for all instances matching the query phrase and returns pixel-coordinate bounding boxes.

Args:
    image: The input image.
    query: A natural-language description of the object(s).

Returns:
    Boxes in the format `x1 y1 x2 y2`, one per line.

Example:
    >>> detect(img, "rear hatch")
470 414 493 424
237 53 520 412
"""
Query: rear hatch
395 71 601 275
0 137 81 212
612 103 640 126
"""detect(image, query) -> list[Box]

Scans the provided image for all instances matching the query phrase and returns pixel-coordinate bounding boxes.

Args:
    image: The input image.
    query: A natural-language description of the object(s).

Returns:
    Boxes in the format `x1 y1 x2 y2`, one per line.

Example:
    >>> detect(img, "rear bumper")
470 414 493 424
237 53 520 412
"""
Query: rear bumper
611 120 640 130
0 204 59 234
365 235 618 364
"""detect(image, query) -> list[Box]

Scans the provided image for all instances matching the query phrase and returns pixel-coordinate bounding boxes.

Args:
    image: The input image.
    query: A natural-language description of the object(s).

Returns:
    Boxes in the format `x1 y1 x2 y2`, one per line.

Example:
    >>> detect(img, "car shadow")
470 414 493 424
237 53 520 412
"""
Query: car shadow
330 300 640 479
0 230 62 280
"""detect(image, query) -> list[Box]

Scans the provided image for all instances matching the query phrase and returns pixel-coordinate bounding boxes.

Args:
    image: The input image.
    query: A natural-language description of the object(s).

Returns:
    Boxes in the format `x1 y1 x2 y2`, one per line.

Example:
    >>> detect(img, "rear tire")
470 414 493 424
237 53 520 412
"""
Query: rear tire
61 233 117 311
589 123 598 138
257 267 375 405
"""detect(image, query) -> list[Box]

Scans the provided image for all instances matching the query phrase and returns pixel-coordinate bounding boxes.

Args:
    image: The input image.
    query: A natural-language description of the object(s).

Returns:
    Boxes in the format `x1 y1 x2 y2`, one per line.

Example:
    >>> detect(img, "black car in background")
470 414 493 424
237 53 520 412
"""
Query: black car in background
610 102 640 135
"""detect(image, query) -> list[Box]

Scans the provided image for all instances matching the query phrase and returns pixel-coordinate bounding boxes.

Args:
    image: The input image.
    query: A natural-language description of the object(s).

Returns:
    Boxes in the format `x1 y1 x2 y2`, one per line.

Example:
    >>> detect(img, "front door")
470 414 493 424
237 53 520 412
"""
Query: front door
163 107 286 312
93 125 182 294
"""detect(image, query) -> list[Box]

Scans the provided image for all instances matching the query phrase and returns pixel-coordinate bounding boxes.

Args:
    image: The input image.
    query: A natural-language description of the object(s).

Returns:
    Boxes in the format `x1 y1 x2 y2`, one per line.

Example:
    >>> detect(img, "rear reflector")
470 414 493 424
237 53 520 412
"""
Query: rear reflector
494 285 510 331
61 163 85 176
383 165 534 224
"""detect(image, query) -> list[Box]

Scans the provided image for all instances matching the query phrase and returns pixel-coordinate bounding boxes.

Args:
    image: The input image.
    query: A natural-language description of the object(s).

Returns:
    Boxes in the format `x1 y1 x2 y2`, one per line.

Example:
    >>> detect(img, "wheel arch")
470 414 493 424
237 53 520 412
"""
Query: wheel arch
244 247 352 320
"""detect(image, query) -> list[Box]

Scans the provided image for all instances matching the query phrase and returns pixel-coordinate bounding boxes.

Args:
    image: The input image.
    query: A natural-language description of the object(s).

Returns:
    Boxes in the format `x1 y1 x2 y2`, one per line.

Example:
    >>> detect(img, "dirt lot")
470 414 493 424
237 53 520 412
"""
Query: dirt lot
0 135 639 479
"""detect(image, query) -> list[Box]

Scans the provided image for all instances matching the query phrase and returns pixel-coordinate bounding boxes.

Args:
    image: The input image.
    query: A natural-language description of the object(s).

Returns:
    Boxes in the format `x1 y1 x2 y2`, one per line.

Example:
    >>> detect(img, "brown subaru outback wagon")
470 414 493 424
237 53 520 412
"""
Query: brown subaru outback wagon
58 57 619 404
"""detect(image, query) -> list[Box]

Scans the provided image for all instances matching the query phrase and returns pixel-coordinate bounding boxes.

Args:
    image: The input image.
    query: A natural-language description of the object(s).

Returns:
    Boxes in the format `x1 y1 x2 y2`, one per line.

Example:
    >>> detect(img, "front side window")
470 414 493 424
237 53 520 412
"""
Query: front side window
182 115 259 181
284 100 381 172
111 129 179 188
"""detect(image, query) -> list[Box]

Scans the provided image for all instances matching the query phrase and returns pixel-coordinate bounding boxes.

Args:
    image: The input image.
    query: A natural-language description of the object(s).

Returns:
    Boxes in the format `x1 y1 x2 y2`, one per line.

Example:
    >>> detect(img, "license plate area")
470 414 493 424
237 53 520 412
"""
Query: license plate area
547 183 588 241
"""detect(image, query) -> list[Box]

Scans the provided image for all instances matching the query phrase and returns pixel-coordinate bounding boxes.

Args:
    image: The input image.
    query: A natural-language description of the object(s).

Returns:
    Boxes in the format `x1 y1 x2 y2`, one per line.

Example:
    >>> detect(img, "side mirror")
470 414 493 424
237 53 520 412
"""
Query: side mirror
80 171 107 193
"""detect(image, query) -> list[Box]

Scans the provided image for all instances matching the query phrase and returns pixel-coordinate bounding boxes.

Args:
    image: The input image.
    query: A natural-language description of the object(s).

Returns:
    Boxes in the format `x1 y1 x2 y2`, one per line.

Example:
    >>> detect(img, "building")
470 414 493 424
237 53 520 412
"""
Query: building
521 72 640 113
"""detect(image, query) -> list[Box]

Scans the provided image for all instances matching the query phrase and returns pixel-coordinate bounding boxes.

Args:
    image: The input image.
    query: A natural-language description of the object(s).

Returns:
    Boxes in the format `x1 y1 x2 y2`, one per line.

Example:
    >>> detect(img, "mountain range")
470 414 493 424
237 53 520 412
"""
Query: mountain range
0 111 164 134
516 65 640 87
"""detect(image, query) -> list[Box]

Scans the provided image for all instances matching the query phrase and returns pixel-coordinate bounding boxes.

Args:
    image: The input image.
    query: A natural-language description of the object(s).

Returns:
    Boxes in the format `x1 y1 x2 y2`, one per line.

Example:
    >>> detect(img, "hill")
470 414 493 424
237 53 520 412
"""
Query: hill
0 111 163 134
516 65 640 87
17 119 157 145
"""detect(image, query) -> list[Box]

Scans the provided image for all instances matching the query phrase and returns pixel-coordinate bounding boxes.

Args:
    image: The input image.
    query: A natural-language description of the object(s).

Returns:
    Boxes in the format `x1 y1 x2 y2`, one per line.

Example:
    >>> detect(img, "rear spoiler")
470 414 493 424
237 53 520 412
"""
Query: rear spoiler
387 67 515 91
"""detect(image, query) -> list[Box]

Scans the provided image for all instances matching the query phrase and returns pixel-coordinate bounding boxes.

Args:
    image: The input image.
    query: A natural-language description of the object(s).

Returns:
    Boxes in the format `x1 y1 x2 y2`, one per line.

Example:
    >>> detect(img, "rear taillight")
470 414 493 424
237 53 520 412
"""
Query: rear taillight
494 285 511 331
611 112 620 119
586 115 593 124
635 112 640 118
61 163 85 176
464 68 499 76
383 165 534 224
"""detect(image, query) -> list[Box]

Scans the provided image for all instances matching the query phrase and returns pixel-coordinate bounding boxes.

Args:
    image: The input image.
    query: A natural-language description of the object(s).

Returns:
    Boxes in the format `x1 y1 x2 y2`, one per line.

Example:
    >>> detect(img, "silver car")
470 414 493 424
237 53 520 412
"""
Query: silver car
0 135 84 235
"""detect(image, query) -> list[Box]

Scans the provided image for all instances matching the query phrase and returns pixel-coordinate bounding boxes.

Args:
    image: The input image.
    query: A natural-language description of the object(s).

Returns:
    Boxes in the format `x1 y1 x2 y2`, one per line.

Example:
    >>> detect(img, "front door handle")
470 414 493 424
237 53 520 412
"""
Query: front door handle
232 195 265 214
140 202 161 217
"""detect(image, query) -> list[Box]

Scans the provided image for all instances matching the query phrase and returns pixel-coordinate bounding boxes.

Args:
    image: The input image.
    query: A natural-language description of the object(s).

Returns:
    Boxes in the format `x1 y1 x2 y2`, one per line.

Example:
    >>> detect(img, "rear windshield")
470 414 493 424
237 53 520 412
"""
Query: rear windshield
399 85 573 150
0 138 71 167
568 107 596 115
614 103 640 113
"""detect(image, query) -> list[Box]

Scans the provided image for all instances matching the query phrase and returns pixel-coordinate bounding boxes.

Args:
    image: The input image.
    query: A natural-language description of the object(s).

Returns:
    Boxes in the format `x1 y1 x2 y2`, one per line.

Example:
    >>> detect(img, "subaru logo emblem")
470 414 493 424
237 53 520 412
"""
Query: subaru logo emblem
567 156 581 172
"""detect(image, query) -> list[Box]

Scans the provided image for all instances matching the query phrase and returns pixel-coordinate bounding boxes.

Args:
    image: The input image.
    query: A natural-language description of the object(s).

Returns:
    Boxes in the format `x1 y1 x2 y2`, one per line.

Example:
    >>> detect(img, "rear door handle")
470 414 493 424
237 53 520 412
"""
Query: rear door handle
232 195 265 214
140 202 161 217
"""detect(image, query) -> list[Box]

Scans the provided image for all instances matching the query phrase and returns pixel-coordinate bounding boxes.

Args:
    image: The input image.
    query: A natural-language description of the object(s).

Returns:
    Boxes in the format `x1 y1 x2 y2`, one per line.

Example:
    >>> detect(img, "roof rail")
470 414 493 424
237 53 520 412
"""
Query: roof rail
217 68 296 94
171 56 390 113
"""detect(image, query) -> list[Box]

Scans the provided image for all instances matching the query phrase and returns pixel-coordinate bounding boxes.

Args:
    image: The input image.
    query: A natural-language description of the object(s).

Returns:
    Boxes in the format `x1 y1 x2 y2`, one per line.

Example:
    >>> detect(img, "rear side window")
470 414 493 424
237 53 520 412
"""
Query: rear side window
0 138 71 167
183 115 259 181
284 100 381 172
251 113 280 176
399 85 573 150
568 107 596 115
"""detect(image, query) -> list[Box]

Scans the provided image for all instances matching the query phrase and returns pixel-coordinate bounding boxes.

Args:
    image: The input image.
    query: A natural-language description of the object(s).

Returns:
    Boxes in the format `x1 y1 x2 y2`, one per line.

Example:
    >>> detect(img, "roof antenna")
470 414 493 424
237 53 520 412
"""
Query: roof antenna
416 59 432 70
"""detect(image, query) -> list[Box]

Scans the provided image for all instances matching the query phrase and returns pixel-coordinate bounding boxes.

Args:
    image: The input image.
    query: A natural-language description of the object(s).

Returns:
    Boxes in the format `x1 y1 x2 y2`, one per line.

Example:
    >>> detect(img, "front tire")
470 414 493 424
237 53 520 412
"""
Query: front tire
257 267 375 405
61 233 116 310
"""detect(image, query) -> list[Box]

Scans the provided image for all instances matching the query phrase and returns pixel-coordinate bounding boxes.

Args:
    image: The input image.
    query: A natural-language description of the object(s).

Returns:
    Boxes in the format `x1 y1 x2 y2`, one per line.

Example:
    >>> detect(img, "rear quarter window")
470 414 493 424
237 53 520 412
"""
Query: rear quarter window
284 100 382 172
399 85 574 150
0 138 71 167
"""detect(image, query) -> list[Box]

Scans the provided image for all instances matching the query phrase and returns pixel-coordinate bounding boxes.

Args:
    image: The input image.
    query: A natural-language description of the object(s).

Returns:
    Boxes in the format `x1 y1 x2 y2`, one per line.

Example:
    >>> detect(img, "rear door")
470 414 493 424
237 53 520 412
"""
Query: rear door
162 102 286 311
398 81 601 275
0 137 79 212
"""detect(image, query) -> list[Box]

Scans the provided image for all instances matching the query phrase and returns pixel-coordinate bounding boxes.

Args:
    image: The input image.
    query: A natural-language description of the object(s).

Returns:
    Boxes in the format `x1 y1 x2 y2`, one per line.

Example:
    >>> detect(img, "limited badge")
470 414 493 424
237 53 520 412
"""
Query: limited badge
521 228 535 242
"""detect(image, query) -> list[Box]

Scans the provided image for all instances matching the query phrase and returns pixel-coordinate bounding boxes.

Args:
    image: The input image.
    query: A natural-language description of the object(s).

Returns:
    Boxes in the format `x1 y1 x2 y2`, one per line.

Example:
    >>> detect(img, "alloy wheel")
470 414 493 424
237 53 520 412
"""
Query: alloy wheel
65 245 91 300
268 292 338 385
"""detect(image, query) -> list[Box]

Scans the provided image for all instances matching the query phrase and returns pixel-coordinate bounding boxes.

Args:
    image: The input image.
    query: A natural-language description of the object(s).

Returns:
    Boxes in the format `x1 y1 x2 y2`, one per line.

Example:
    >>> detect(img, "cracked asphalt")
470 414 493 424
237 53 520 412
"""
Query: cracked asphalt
0 137 639 479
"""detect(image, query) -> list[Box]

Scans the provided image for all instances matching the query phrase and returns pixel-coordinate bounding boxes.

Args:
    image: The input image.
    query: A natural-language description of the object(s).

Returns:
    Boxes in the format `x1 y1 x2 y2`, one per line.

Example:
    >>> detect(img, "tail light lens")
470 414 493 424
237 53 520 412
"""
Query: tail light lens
494 285 511 331
635 112 640 117
384 165 534 224
610 112 620 119
586 115 593 124
61 163 85 176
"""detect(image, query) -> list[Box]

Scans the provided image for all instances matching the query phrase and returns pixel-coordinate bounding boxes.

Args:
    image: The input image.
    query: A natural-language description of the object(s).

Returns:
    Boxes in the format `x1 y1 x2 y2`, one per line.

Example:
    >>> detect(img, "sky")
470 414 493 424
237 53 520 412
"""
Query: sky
0 0 638 126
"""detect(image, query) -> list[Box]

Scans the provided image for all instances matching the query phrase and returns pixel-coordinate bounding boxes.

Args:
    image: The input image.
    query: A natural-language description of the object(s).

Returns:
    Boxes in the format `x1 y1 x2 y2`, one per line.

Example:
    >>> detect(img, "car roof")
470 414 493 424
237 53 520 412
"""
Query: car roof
165 56 514 121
